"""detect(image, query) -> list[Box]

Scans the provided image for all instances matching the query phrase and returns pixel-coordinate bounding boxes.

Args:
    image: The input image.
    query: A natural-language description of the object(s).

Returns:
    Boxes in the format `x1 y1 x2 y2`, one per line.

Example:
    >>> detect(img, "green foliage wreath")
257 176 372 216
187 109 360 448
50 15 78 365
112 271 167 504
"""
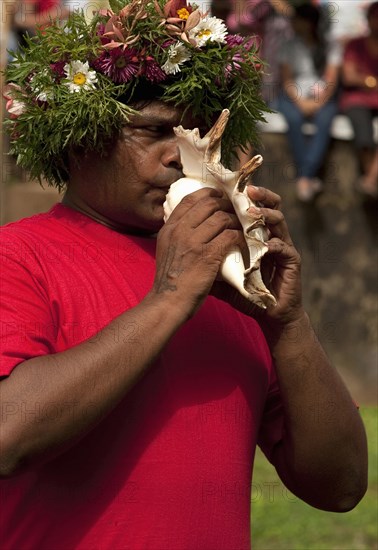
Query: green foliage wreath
4 0 269 188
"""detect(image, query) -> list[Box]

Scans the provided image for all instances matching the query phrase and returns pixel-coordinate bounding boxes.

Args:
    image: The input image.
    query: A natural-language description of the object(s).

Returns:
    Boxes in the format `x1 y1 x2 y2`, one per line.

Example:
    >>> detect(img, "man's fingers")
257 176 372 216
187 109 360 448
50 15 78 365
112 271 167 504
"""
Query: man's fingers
165 188 229 228
248 206 293 244
246 185 294 243
266 238 301 265
247 185 282 210
164 187 242 243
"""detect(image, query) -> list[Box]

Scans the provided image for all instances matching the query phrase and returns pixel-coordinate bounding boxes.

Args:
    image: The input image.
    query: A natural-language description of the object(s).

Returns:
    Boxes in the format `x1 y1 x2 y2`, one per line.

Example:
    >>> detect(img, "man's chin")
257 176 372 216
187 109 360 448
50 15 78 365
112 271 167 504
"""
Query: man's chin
135 216 164 237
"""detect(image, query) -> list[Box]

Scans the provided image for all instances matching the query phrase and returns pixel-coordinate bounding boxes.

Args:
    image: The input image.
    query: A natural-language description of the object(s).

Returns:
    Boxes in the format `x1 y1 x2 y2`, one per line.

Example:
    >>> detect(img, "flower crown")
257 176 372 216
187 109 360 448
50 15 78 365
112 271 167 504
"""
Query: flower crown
4 0 269 188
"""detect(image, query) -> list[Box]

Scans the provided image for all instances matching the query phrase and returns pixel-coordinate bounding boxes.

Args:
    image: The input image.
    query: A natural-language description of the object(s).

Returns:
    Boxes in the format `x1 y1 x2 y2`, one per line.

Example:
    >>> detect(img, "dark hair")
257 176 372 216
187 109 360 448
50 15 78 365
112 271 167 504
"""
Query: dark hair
118 81 165 105
294 3 326 74
367 1 378 18
294 4 320 26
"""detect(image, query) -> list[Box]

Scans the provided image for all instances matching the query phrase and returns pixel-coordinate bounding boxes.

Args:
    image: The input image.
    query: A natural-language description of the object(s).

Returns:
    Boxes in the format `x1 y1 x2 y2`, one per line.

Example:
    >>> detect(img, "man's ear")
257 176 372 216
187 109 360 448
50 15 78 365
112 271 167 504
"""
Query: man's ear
68 146 100 175
68 135 117 168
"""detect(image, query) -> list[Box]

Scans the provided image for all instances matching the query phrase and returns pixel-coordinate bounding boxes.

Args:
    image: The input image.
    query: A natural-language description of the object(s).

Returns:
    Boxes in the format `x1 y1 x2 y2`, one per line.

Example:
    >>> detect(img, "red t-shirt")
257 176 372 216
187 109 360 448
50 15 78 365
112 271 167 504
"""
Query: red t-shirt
0 204 284 549
340 36 378 111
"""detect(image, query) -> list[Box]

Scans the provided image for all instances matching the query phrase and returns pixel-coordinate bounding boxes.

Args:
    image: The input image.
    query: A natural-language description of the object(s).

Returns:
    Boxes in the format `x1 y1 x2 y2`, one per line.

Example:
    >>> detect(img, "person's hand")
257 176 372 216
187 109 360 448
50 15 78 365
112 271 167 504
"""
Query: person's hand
152 187 245 320
211 186 305 329
296 97 320 117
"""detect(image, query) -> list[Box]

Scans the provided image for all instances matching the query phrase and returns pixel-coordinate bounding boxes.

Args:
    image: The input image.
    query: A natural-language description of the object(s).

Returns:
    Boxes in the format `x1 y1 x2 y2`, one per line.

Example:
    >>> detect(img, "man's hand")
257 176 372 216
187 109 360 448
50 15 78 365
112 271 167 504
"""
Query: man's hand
247 185 304 325
212 186 304 328
153 187 244 320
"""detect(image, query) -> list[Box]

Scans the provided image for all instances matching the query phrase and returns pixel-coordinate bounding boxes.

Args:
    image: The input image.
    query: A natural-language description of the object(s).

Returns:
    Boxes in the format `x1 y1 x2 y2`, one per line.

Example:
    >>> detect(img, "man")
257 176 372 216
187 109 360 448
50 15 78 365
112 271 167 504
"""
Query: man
1 1 367 549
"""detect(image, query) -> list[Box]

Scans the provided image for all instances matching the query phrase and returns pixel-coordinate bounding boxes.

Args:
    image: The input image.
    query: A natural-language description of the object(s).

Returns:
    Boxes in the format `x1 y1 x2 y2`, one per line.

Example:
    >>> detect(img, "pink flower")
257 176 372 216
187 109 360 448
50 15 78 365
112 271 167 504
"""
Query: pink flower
96 22 111 46
3 83 27 118
244 36 260 51
227 52 244 73
94 48 139 83
162 39 175 48
225 34 244 48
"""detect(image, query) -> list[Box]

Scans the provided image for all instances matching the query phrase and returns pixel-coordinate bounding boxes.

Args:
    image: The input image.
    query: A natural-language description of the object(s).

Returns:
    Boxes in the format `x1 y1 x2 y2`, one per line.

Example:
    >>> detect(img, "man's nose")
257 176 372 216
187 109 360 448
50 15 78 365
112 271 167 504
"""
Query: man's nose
161 141 182 172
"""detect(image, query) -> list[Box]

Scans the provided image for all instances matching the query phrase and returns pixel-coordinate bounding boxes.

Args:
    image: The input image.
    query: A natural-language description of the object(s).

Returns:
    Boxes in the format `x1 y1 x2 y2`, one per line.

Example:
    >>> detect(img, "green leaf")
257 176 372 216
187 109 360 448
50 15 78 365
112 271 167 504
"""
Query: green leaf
108 0 125 12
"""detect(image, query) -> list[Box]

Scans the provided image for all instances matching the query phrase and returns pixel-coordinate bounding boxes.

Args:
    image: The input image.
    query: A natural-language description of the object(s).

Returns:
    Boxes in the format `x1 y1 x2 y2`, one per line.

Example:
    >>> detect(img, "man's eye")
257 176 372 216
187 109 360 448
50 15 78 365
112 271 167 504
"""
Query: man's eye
144 126 162 134
123 125 173 138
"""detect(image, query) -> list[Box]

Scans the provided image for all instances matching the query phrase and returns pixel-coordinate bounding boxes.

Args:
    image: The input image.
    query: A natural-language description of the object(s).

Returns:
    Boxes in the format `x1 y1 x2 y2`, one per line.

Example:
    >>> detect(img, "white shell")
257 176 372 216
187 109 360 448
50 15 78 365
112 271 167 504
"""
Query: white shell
163 109 276 309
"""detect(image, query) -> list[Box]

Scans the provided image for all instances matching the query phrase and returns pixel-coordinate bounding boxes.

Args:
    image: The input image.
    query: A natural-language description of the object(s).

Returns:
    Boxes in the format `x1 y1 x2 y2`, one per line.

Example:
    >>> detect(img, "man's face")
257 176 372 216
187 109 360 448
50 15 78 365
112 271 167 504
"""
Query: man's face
66 101 202 235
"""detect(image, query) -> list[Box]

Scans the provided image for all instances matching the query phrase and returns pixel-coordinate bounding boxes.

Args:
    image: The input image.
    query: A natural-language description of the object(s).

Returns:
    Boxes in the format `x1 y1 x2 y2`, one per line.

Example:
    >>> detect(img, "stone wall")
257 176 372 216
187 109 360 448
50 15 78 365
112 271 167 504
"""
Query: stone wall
254 133 377 404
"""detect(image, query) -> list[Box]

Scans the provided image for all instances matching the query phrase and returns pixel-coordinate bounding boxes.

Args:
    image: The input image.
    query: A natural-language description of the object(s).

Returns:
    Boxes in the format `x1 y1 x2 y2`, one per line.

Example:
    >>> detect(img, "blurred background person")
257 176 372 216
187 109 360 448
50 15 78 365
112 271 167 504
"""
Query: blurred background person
13 1 70 36
6 1 70 63
8 2 107 60
275 3 341 201
339 0 378 198
317 0 370 48
211 0 294 166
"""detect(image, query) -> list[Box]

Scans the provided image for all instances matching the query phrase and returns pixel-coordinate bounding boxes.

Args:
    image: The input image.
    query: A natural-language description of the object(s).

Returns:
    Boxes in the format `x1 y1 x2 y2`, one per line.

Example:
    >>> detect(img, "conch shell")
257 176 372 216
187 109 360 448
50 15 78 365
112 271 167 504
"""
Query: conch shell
163 109 276 309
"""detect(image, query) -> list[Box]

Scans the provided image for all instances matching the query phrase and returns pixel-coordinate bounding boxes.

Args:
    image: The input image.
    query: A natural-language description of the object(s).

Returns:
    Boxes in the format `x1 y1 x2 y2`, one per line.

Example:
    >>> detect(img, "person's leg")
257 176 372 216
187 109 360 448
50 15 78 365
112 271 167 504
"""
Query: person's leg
346 107 375 152
345 106 377 196
301 99 338 178
276 93 306 176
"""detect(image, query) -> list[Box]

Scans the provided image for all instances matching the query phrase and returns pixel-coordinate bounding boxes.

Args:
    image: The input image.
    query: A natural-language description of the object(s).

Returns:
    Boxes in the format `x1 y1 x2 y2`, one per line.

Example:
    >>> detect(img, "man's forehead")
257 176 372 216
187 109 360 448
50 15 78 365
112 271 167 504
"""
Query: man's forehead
129 102 181 123
128 101 207 130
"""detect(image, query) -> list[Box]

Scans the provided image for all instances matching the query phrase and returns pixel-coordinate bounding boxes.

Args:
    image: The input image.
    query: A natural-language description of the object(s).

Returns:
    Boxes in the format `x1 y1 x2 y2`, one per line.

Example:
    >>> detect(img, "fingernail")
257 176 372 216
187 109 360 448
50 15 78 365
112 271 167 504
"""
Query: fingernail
249 185 259 190
248 205 261 213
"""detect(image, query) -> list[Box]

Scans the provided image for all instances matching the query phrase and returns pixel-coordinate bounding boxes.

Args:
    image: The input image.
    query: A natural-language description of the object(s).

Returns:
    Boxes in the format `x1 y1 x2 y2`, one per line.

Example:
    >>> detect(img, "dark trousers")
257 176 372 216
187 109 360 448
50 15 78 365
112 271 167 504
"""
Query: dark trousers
345 106 378 150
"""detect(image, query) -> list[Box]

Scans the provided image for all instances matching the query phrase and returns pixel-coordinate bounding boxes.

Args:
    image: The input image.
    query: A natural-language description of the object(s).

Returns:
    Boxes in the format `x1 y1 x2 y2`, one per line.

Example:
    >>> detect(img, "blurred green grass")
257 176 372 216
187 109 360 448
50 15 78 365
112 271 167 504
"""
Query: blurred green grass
251 407 378 549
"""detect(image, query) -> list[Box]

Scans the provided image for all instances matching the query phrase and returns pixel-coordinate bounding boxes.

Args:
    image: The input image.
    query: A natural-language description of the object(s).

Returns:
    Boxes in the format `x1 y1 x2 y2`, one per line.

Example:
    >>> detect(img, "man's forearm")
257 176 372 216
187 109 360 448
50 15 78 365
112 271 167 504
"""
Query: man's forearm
263 312 368 511
0 293 187 477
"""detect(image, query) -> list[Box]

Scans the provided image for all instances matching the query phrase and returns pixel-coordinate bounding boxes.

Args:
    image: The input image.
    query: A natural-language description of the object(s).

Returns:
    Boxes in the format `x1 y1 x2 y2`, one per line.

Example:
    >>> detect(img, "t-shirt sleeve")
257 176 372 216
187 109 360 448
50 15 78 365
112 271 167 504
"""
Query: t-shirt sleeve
326 38 342 67
257 371 285 464
0 232 54 376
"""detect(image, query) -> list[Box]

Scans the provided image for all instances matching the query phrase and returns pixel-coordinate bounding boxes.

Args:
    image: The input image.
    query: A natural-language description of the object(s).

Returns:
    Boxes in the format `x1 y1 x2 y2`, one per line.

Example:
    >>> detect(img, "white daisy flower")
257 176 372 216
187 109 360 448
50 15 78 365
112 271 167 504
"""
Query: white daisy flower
189 16 227 47
36 90 54 102
64 60 98 93
162 43 191 75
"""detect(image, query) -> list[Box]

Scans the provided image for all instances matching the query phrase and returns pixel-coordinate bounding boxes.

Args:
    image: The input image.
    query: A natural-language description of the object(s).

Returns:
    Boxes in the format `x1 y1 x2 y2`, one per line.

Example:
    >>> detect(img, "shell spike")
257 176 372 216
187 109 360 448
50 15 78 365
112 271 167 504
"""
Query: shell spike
237 154 263 192
205 109 230 163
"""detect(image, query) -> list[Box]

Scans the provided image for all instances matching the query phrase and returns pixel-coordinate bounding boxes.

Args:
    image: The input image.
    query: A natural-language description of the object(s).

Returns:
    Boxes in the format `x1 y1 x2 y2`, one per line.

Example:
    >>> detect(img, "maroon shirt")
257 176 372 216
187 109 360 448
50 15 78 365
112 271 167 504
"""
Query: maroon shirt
340 36 378 111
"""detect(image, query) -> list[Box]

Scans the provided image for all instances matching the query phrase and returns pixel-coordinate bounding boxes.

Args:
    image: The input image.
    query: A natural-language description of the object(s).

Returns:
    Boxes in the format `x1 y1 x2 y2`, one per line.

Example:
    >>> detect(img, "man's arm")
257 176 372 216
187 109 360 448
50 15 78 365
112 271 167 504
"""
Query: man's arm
0 188 243 477
342 57 378 91
215 185 368 512
265 312 367 513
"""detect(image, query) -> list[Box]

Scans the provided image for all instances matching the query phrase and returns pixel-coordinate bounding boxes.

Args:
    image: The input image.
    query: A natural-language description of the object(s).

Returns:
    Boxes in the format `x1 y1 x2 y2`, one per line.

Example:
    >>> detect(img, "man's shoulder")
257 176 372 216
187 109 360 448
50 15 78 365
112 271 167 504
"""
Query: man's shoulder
0 203 101 247
0 204 81 267
1 204 62 239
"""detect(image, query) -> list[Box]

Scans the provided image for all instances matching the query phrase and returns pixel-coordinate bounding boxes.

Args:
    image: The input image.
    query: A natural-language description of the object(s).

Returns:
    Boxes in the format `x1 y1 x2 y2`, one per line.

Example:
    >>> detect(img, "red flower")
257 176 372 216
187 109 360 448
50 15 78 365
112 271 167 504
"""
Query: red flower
50 61 66 80
94 48 139 83
142 57 167 83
